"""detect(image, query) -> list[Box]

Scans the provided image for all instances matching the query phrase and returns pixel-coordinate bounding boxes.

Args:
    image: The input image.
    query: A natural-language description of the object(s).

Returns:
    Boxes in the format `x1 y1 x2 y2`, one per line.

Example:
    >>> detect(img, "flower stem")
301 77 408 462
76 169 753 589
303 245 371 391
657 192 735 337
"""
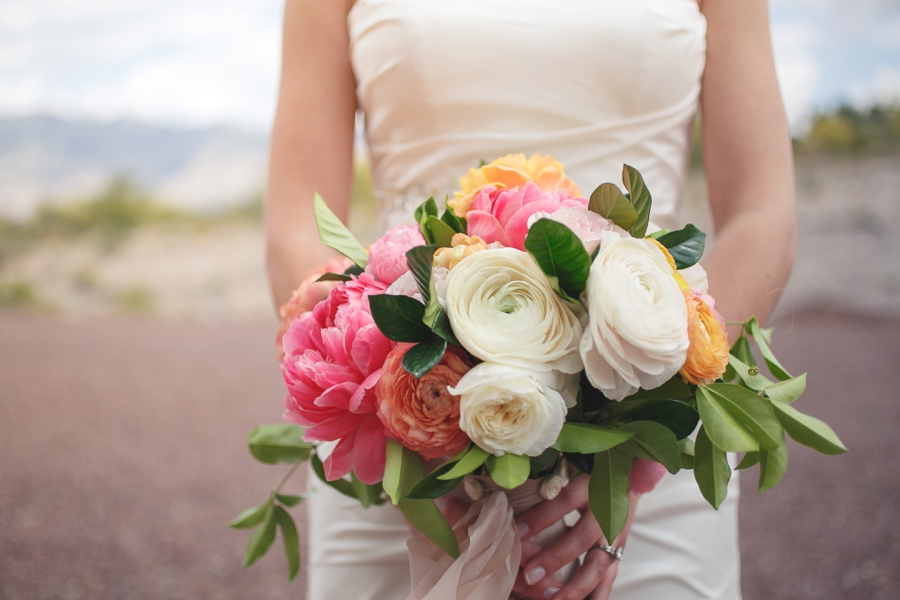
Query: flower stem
274 459 304 495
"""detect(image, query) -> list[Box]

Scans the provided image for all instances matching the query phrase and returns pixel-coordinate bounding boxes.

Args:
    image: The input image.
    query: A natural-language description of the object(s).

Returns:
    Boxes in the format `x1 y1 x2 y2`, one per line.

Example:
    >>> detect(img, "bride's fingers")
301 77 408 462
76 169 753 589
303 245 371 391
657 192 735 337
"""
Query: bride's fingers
552 546 618 600
521 539 542 563
515 475 589 542
521 508 604 590
589 559 619 600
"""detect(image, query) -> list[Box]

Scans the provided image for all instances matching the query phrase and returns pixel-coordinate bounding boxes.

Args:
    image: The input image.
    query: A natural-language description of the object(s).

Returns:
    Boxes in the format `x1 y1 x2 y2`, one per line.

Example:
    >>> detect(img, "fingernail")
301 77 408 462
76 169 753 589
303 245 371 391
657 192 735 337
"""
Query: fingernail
543 587 560 600
516 521 529 538
524 566 545 586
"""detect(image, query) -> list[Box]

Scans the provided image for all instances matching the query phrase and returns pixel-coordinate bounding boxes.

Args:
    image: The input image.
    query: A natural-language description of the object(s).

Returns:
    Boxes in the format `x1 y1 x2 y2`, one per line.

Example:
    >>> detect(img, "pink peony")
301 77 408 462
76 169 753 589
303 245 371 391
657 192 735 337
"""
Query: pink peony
367 224 426 285
629 457 667 494
526 205 614 254
281 273 394 484
466 182 589 251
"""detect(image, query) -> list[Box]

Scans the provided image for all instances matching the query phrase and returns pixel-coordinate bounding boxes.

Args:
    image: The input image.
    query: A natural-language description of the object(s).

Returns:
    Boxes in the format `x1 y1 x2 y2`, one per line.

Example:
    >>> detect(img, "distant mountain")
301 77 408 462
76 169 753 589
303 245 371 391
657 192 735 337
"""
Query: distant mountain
0 115 268 219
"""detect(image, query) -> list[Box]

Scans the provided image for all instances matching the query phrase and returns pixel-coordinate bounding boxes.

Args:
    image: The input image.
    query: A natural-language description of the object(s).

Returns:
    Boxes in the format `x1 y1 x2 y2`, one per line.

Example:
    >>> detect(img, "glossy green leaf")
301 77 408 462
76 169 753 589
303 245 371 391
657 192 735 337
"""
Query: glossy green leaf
414 196 439 224
440 205 466 234
617 399 700 440
770 400 848 455
351 473 385 508
368 294 433 343
695 386 760 452
529 448 560 476
229 499 272 529
402 338 448 378
731 335 756 367
398 497 460 558
247 424 313 465
588 183 639 230
622 165 652 238
758 445 788 492
424 216 457 249
405 245 441 328
701 384 784 451
589 450 632 544
693 426 731 509
736 452 760 470
274 506 300 582
438 444 490 480
486 454 531 489
746 317 791 381
678 437 695 469
275 494 303 508
313 193 368 268
764 374 807 405
623 376 693 401
314 272 352 283
406 462 462 499
242 503 277 568
618 421 681 474
726 353 774 391
524 218 591 299
310 453 358 500
552 422 635 454
655 223 706 269
383 439 416 505
430 308 460 346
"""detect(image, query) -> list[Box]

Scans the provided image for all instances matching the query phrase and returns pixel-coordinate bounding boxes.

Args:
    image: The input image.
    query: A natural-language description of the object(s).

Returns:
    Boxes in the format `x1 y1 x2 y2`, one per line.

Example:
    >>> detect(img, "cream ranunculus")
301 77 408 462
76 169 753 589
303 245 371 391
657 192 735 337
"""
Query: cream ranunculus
580 238 690 400
448 363 568 456
445 247 583 373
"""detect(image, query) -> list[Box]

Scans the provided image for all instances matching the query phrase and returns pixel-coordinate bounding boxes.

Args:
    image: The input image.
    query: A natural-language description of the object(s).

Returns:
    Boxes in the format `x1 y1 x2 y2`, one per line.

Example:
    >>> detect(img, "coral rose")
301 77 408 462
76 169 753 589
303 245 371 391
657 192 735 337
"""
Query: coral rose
680 292 729 385
449 153 582 217
367 224 426 285
275 257 354 356
376 344 473 460
281 273 394 484
433 233 489 270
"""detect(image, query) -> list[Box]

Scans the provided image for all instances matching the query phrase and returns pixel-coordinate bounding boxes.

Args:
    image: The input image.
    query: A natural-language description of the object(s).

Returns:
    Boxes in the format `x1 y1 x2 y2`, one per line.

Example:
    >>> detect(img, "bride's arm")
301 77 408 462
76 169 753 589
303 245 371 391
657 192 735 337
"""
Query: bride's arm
266 0 358 307
514 2 796 600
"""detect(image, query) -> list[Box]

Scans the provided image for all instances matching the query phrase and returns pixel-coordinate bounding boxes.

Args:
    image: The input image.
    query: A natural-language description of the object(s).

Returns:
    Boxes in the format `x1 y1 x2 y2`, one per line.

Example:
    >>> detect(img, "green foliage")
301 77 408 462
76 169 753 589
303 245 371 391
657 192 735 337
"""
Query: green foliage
589 451 631 544
617 421 681 474
368 294 433 342
406 462 463 499
694 426 731 509
622 165 652 238
615 399 699 440
247 424 313 465
438 444 490 480
800 104 900 153
486 454 531 489
402 338 448 378
314 193 369 268
524 218 591 301
588 183 639 230
655 224 706 269
552 423 634 454
406 245 440 327
0 278 39 308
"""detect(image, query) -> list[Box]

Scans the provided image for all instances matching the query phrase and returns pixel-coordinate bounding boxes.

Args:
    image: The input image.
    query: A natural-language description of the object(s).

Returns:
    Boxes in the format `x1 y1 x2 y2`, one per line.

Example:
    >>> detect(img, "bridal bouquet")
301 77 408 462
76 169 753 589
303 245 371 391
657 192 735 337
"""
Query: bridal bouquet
232 154 846 586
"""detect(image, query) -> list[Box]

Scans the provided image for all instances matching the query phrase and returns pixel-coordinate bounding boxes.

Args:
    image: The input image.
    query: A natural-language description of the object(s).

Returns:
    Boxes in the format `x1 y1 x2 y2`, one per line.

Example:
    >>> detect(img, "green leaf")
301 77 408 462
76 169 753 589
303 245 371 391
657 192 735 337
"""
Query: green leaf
618 421 681 474
398 497 460 558
313 193 368 268
274 506 300 582
693 426 731 509
247 424 313 465
587 183 639 230
736 452 760 470
552 422 635 454
758 445 788 492
655 224 706 269
589 450 632 544
402 338 448 378
440 206 466 234
617 399 700 440
746 317 791 381
406 246 441 328
229 500 272 529
769 401 848 455
438 444 490 480
623 376 693 401
731 335 756 367
695 386 760 452
424 216 457 249
383 439 418 505
524 218 592 299
242 503 277 568
678 438 695 469
351 473 385 508
414 196 439 224
622 165 652 238
701 384 784 451
406 462 463 499
529 448 560 476
310 453 358 500
486 454 531 489
314 272 352 283
764 374 807 405
275 494 303 508
431 308 460 346
368 294 433 343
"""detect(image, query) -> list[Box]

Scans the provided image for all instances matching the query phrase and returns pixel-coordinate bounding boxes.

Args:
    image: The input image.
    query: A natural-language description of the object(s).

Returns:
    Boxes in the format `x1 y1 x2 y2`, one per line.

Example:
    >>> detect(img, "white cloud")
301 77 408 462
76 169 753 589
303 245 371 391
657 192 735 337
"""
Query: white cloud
851 66 900 107
771 22 821 134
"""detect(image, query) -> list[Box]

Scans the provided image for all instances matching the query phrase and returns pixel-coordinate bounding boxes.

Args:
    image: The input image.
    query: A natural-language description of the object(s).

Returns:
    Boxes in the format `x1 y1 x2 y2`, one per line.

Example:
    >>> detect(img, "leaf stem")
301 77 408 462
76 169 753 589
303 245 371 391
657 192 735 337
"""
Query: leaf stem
274 459 304 495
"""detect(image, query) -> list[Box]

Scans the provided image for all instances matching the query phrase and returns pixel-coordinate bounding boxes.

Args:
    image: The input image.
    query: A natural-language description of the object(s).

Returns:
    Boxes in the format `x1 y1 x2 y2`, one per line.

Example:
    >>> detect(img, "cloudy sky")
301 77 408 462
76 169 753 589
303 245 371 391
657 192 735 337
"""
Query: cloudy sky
1 0 898 133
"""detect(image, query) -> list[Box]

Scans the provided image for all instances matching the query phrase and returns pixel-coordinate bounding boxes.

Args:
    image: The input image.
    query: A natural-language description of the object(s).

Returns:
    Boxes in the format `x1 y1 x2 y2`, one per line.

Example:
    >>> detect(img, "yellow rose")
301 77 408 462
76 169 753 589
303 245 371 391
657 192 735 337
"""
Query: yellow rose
449 153 581 217
680 293 729 385
433 234 489 270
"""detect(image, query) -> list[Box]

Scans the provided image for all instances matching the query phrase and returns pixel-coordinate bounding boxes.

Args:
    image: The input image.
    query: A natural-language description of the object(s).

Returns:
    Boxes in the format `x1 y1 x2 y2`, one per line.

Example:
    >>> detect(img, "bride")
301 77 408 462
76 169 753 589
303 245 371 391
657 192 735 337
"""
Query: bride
265 0 797 598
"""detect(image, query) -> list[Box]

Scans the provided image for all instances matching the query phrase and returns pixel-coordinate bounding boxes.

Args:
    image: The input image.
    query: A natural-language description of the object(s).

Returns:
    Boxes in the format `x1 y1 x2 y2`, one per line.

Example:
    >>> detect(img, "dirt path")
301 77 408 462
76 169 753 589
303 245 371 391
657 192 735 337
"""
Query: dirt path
1 312 898 599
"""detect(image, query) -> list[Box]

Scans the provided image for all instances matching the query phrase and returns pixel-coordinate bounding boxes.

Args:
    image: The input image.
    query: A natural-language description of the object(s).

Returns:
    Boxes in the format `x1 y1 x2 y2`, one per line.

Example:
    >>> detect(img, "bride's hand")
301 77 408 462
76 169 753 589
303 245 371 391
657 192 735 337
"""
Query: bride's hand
511 475 639 600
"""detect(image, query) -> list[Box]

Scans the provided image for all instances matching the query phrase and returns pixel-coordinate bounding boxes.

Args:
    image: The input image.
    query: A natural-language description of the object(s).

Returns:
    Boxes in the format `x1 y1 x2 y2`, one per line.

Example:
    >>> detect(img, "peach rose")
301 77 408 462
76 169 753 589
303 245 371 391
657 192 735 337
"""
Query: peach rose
275 256 353 357
680 292 729 385
449 154 581 217
376 344 473 460
433 233 489 270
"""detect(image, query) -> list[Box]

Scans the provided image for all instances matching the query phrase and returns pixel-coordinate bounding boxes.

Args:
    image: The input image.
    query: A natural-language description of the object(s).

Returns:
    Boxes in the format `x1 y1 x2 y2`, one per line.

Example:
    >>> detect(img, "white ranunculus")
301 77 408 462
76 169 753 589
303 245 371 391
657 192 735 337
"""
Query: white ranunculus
445 247 583 373
449 363 568 456
580 237 689 400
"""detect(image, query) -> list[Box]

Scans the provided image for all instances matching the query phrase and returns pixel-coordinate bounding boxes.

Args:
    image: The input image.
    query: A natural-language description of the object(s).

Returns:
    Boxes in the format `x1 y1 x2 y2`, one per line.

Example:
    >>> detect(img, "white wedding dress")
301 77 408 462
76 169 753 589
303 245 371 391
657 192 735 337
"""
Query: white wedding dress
306 0 743 598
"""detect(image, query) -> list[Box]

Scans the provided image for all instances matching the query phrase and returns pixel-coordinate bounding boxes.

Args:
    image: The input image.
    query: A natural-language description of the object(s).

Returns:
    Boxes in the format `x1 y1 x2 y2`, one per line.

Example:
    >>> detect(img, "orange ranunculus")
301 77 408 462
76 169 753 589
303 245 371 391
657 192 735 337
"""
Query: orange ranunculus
275 256 354 357
680 293 729 385
449 153 581 217
433 233 489 270
376 344 473 460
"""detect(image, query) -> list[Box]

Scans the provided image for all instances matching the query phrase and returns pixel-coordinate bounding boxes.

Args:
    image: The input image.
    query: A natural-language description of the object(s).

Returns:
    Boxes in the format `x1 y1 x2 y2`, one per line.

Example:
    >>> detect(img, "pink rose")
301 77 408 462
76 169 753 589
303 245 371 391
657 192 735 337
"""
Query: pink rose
367 224 426 284
466 182 588 250
629 458 667 494
281 273 394 484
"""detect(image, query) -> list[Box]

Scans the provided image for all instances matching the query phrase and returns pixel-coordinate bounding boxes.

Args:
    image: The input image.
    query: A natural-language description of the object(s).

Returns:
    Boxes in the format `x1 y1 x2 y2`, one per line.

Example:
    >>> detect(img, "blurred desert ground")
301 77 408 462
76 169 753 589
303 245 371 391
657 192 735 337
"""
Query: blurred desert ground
1 107 899 599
